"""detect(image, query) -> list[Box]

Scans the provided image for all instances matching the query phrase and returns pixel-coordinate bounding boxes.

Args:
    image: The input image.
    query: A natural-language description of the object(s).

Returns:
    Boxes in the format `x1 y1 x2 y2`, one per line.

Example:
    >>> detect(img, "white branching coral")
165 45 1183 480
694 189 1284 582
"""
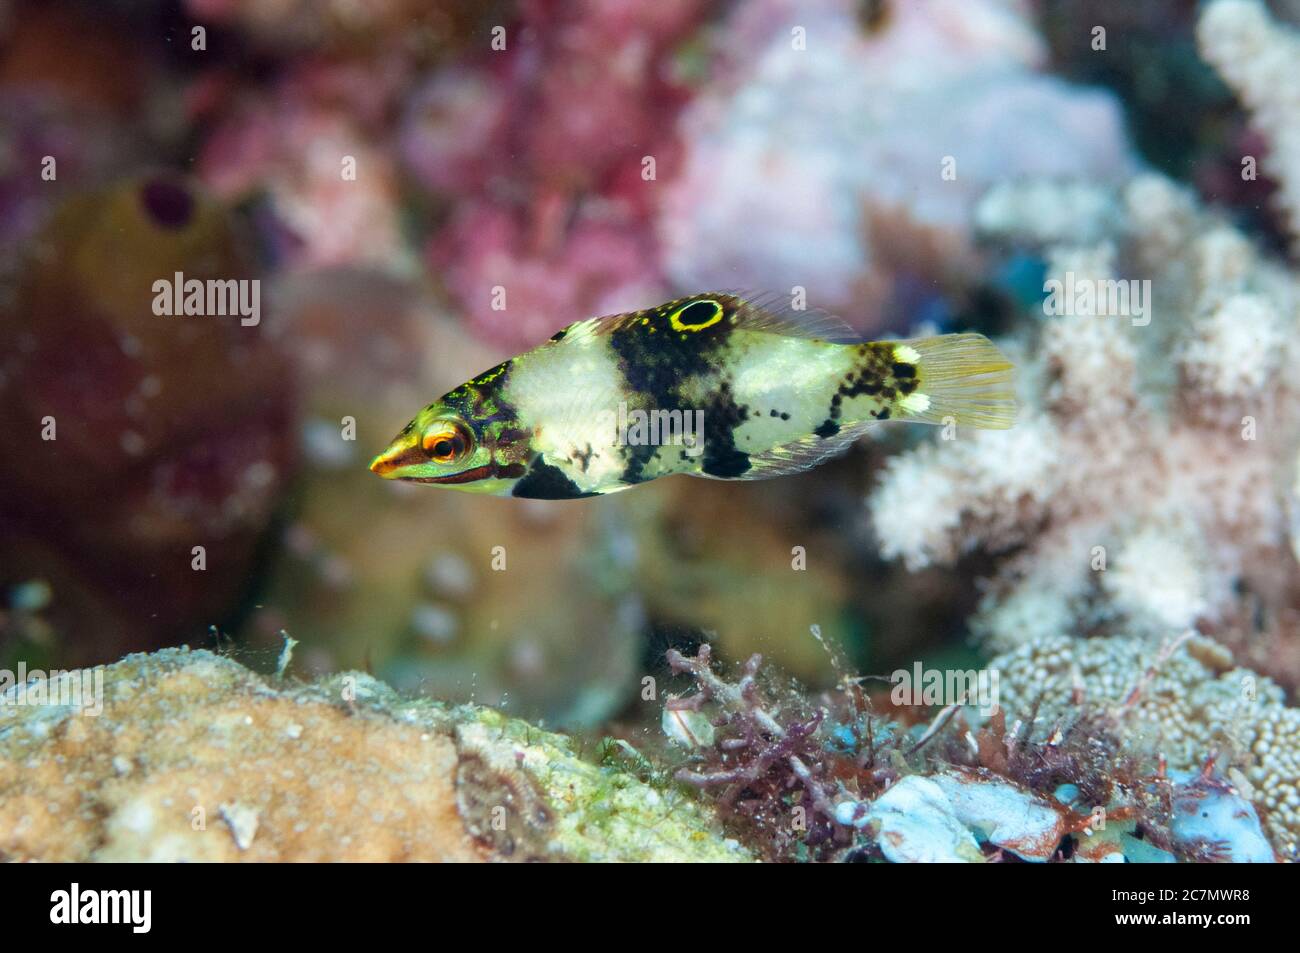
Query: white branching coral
1197 0 1300 251
869 173 1300 665
990 634 1300 861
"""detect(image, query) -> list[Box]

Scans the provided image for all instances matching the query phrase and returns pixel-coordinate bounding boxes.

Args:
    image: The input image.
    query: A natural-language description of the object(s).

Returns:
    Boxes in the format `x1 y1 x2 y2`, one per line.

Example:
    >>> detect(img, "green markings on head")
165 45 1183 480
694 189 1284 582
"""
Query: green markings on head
471 361 510 387
370 354 533 491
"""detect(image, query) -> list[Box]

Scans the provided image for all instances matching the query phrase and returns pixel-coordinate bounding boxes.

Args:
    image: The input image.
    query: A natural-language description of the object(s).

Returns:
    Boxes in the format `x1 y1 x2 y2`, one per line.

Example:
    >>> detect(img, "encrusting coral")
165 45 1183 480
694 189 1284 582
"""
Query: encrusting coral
663 635 1296 861
0 647 751 862
990 633 1299 861
5 638 1293 863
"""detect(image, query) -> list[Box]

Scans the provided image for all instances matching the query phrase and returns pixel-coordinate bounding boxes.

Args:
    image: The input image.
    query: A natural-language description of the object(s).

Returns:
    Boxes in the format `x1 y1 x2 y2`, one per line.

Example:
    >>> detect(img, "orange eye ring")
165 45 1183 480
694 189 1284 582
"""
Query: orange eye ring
422 421 473 463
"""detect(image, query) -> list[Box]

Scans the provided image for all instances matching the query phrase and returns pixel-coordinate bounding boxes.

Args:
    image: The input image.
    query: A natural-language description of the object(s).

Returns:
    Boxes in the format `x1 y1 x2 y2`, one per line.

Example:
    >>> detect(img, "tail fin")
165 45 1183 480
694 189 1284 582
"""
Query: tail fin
890 333 1017 430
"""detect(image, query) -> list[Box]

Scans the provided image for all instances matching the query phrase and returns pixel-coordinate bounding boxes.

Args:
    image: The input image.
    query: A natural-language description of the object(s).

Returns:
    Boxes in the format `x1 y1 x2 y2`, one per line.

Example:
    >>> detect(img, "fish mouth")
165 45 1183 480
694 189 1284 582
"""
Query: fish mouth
402 464 497 485
369 441 424 478
369 443 496 486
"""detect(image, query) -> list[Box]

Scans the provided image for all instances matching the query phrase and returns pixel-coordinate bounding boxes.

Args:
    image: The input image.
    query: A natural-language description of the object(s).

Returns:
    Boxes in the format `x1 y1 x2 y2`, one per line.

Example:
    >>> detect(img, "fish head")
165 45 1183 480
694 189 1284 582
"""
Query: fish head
369 400 522 494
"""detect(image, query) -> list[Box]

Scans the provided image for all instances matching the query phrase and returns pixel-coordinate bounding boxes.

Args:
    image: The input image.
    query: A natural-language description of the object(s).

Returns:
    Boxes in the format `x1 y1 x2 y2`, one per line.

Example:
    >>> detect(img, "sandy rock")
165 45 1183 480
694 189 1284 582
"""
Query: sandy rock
0 648 750 863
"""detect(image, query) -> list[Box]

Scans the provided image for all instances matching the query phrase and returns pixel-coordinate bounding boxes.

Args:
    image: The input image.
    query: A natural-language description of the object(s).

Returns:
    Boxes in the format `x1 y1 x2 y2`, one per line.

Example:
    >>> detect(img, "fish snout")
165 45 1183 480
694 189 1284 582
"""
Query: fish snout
369 437 423 478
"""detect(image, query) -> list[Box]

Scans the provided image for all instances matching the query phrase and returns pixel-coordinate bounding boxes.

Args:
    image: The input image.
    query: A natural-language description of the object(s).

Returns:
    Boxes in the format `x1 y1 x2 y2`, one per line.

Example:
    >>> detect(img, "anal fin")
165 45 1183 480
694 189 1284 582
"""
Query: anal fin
691 420 875 481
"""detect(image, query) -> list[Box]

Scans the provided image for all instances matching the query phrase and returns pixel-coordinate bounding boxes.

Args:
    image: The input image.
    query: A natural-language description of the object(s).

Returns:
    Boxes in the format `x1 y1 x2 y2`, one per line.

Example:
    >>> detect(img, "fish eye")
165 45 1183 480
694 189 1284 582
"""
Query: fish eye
421 420 473 463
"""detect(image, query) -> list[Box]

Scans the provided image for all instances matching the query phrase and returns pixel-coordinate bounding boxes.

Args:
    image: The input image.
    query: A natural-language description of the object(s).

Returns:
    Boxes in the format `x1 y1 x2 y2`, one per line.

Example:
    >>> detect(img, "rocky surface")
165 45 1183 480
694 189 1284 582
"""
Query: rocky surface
0 648 751 863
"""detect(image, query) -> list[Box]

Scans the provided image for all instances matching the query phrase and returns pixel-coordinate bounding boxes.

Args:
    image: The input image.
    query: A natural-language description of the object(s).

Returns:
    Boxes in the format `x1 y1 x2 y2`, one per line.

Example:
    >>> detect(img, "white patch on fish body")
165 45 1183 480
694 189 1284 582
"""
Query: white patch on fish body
900 392 931 414
502 328 630 493
721 335 855 448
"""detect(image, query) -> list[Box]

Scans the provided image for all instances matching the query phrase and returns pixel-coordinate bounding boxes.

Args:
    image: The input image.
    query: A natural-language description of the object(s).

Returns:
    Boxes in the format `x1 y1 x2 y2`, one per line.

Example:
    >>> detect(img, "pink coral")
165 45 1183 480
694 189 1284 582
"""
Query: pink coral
429 200 663 348
197 60 410 271
404 0 706 348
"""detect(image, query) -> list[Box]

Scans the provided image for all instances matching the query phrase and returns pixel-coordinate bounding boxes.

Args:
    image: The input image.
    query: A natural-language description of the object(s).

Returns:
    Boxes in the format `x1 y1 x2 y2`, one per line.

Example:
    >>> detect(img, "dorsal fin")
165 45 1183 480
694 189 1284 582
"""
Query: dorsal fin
546 314 610 345
718 289 862 343
557 292 862 344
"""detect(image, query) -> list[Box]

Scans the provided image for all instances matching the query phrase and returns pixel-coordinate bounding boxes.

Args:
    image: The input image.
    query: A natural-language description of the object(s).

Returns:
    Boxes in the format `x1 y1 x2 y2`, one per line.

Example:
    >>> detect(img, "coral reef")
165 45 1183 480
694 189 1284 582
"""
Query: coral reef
187 0 1144 348
6 0 1300 868
0 178 295 666
1037 0 1285 246
990 633 1299 861
663 636 1295 861
0 647 750 862
198 61 412 272
416 0 703 348
839 0 1300 864
1197 0 1300 252
870 171 1300 689
659 0 1136 330
868 2 1300 690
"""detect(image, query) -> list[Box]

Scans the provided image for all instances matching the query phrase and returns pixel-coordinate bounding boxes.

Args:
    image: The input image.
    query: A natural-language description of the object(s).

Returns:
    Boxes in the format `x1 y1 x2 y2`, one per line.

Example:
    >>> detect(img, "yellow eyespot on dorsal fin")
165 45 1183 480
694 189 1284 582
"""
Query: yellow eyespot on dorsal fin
667 297 724 332
889 333 1017 430
564 292 862 343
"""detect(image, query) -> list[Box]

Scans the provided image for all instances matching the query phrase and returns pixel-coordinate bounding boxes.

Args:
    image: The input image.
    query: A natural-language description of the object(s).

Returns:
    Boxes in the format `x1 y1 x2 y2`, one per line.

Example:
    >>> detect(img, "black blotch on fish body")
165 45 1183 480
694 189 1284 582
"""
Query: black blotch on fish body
839 375 884 399
700 380 751 478
440 361 521 435
512 457 596 499
829 343 905 418
609 296 743 479
620 442 659 485
814 419 840 438
608 298 732 408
